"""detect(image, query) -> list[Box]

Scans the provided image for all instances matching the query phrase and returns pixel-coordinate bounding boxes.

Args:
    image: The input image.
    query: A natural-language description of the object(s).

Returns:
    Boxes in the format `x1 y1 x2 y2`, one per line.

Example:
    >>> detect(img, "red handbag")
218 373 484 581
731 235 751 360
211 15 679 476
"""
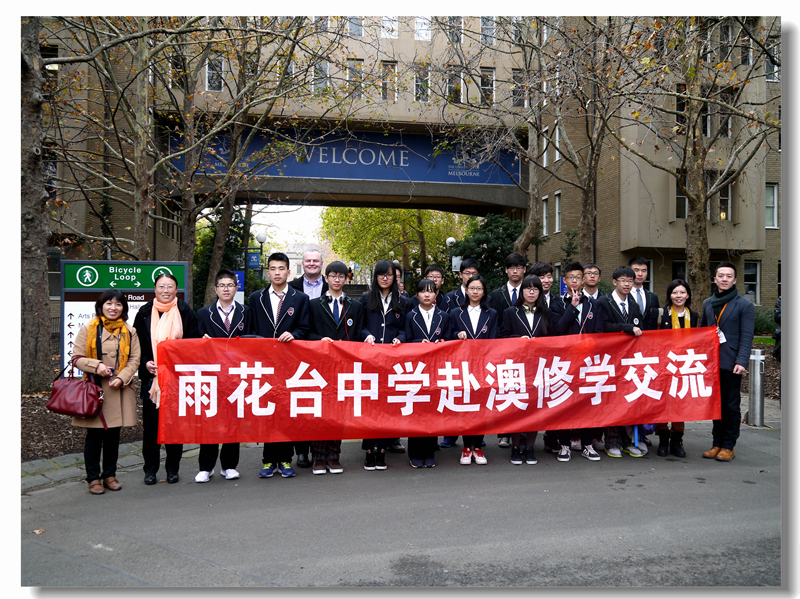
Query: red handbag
47 361 107 428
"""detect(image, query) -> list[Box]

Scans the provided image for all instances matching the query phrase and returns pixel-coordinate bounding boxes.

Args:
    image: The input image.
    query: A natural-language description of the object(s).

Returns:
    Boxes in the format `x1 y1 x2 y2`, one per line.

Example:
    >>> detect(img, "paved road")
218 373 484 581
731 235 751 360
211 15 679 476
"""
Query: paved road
21 415 781 587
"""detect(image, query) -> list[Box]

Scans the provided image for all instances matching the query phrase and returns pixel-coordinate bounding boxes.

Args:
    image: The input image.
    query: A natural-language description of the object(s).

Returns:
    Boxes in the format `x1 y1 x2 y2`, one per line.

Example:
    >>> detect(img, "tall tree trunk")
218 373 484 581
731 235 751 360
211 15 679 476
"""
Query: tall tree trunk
21 17 53 392
203 193 237 306
132 17 150 259
513 124 541 258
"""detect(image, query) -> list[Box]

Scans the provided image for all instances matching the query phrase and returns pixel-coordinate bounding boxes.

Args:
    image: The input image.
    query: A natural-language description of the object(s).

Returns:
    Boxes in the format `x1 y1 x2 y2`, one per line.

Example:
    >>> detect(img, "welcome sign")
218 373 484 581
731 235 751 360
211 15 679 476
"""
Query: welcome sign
168 129 520 186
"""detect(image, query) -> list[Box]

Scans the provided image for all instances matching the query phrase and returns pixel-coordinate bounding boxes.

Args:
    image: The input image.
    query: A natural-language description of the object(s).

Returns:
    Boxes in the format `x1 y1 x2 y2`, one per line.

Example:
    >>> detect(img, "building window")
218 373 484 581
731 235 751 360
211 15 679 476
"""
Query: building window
676 176 688 219
347 16 363 37
766 37 780 81
676 84 686 134
743 261 760 305
739 25 753 66
672 260 686 282
415 17 431 41
643 258 654 292
480 67 494 105
347 59 363 99
554 263 562 294
541 128 549 167
414 63 430 102
447 68 464 104
511 69 527 107
511 16 525 45
446 16 463 44
381 16 398 39
313 60 329 94
481 16 495 45
381 61 397 102
554 192 561 233
169 54 187 91
206 56 223 91
709 179 731 222
542 197 548 236
47 248 64 299
766 184 778 228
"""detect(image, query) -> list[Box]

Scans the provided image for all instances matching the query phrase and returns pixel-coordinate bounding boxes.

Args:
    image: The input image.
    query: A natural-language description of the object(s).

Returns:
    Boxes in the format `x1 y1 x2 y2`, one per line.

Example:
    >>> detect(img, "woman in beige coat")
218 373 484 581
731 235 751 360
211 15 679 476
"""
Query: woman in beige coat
72 290 141 495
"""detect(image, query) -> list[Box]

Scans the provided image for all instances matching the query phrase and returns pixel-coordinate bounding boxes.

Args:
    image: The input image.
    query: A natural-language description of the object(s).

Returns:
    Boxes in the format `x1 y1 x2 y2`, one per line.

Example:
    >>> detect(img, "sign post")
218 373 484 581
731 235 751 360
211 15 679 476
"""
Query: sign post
60 260 189 371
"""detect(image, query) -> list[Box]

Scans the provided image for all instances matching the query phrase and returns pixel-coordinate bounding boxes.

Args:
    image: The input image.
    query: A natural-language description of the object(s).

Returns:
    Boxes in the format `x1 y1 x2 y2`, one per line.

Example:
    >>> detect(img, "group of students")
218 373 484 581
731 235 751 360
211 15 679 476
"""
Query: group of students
71 249 745 495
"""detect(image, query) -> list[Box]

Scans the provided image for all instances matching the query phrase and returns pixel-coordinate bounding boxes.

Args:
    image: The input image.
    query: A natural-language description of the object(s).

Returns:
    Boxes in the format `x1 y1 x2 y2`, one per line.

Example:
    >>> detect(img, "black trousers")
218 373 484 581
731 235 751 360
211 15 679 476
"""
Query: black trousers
713 369 743 450
262 441 294 464
407 437 437 459
361 438 389 451
462 435 484 449
199 443 240 472
84 426 121 482
142 381 183 475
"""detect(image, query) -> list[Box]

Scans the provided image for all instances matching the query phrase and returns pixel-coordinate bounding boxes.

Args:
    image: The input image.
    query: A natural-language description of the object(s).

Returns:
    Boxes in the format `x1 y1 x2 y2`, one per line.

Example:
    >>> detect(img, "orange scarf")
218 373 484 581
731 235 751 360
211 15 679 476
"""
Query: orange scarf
149 297 183 408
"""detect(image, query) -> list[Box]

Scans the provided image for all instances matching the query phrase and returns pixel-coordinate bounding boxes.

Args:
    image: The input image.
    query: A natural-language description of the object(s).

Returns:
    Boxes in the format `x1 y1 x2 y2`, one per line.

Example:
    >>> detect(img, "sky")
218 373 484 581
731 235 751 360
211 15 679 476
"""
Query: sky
250 205 324 251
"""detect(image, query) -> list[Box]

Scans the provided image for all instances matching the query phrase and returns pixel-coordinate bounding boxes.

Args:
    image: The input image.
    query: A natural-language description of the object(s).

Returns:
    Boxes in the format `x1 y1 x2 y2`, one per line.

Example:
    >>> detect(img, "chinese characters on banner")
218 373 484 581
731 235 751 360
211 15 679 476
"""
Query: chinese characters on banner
157 328 720 444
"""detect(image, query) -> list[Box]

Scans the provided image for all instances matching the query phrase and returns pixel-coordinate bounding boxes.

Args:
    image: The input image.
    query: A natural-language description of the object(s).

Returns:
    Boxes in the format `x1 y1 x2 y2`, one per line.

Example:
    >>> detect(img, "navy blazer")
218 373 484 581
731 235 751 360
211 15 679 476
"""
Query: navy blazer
448 307 498 340
445 287 466 312
544 291 566 326
553 294 604 335
596 292 644 335
499 306 551 338
411 290 450 313
307 294 364 342
197 301 250 339
247 285 309 339
360 292 410 343
489 285 519 330
404 307 451 342
700 293 756 371
630 287 660 331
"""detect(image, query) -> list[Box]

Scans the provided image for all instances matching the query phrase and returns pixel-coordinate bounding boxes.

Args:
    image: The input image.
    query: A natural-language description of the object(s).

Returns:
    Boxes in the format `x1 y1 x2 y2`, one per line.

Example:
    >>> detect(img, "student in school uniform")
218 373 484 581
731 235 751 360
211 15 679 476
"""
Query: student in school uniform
404 278 452 468
410 265 450 312
248 252 310 480
500 275 553 466
551 262 605 463
654 279 699 458
360 259 410 470
488 252 527 448
596 265 646 459
195 269 251 483
448 274 498 465
307 261 364 475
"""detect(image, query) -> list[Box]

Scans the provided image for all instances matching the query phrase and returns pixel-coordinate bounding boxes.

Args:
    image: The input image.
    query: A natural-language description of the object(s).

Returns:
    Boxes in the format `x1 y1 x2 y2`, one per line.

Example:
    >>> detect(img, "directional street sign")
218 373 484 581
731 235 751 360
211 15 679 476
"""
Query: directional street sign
60 261 188 370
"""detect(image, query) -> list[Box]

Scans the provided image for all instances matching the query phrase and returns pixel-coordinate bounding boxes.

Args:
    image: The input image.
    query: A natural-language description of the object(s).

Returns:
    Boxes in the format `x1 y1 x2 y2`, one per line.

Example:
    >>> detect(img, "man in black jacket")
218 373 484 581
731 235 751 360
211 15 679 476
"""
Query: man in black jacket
629 257 660 332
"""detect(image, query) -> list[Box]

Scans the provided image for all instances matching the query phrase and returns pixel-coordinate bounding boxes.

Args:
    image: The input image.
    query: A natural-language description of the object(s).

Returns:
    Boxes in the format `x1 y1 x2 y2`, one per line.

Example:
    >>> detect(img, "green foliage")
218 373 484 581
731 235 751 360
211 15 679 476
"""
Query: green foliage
448 213 524 293
597 280 613 296
560 229 579 264
754 305 777 336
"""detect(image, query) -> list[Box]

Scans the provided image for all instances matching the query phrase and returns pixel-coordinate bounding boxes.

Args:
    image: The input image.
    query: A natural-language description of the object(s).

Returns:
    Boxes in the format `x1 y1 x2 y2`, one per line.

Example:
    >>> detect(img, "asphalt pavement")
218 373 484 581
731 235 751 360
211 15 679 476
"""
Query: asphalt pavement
20 396 783 587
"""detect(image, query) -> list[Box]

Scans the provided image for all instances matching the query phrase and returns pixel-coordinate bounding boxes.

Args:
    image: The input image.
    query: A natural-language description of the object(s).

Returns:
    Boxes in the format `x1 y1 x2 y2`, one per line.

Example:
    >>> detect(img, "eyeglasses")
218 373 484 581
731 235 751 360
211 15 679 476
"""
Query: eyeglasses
584 271 600 277
616 279 634 285
466 286 484 292
428 275 443 280
565 275 583 281
377 273 393 280
328 273 346 281
216 283 236 289
462 271 479 277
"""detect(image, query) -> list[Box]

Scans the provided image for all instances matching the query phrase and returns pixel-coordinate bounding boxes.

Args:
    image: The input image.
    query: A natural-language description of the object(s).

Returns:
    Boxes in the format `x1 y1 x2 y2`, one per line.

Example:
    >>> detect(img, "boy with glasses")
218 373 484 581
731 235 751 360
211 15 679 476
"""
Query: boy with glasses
582 264 602 299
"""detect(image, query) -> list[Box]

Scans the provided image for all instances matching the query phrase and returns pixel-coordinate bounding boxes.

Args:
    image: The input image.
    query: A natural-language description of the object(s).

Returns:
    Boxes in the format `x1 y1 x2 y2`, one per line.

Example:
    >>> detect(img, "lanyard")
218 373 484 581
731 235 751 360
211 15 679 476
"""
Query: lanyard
715 303 727 327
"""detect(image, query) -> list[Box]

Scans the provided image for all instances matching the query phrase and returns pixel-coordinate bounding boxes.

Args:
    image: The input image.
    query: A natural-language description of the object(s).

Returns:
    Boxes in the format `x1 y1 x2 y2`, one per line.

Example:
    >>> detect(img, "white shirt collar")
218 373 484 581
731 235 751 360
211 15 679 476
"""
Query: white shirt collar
612 290 628 308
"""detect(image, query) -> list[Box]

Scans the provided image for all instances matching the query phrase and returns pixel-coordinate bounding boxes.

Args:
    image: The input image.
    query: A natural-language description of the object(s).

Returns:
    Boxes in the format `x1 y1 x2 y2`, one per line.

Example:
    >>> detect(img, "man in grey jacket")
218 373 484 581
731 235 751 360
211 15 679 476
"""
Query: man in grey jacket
700 262 756 462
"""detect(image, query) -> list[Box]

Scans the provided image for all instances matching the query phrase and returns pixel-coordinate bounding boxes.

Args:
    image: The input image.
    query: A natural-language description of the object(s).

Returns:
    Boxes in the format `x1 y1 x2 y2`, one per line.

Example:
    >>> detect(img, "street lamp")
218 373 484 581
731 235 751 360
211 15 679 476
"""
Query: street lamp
445 237 457 283
256 231 268 279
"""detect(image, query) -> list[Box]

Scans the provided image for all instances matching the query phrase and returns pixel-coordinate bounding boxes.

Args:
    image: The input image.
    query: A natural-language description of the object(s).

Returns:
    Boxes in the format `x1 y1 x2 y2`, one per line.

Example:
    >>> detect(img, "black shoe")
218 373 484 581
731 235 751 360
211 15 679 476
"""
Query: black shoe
375 450 387 470
296 453 311 468
364 451 376 471
657 431 670 457
510 445 523 465
166 472 179 484
669 432 687 458
387 440 406 454
144 472 157 486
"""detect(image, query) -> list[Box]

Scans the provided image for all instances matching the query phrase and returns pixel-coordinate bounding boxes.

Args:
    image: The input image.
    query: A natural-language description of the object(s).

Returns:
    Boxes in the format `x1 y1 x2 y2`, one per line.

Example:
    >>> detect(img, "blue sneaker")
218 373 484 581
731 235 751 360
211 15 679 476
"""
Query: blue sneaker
259 462 276 478
277 462 296 478
439 437 455 448
423 457 436 468
409 458 424 468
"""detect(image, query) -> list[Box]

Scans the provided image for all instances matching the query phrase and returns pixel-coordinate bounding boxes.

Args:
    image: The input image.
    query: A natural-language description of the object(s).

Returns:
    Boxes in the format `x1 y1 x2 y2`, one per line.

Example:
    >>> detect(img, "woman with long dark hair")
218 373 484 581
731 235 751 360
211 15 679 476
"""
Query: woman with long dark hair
71 290 141 494
499 275 552 466
655 279 699 458
359 260 410 470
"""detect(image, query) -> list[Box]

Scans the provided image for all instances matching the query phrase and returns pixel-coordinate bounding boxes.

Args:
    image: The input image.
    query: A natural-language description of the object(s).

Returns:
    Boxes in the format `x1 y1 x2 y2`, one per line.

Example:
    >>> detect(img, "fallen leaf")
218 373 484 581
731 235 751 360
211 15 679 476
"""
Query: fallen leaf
32 529 45 535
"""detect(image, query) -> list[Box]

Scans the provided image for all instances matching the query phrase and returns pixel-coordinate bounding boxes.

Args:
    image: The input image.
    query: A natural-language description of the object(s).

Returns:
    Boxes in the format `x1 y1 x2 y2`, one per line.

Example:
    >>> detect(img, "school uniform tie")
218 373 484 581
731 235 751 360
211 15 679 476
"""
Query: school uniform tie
620 302 628 320
276 292 285 319
511 287 517 305
222 305 233 332
333 298 340 325
635 288 645 313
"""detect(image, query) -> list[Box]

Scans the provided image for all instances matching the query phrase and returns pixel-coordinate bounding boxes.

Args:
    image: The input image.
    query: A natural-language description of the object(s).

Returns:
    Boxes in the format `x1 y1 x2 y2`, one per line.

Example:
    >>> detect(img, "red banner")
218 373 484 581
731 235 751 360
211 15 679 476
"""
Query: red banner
157 328 720 444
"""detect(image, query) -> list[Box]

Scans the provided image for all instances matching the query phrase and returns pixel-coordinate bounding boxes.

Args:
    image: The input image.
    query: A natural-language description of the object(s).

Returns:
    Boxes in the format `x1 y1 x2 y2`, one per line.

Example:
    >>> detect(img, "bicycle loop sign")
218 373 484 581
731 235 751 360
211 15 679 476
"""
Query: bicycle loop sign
60 260 188 370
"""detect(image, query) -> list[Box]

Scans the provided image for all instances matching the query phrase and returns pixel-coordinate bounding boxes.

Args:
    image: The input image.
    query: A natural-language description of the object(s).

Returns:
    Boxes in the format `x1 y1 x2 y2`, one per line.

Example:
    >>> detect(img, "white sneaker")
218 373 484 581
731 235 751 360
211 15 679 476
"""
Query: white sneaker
460 448 473 465
623 445 644 457
570 439 582 451
220 468 240 480
498 437 510 448
195 469 213 483
592 438 605 452
637 441 649 456
557 445 571 462
582 445 602 461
